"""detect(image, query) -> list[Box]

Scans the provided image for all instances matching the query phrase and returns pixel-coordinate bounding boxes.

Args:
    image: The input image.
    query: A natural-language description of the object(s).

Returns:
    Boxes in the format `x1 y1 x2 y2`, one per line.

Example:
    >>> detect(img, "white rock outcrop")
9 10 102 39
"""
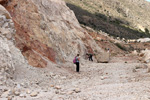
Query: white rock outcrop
0 4 30 85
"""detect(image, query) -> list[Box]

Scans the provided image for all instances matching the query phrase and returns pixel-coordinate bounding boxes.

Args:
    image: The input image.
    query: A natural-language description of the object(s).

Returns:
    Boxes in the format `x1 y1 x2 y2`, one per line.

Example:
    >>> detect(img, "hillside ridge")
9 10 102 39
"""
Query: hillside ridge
65 0 150 39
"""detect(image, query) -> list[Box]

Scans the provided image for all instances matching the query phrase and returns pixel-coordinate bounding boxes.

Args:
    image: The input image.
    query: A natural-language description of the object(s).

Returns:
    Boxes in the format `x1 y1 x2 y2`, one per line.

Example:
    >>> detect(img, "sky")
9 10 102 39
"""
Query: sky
146 0 150 2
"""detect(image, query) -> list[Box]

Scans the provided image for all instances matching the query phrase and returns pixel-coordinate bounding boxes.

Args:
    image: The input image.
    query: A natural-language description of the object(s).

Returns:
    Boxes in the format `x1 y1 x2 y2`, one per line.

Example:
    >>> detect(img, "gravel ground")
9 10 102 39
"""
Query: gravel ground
1 55 150 100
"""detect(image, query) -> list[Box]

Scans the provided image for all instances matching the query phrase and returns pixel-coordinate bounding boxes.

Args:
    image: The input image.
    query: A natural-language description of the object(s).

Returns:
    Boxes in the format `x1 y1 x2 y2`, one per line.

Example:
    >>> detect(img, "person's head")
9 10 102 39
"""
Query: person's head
77 54 79 56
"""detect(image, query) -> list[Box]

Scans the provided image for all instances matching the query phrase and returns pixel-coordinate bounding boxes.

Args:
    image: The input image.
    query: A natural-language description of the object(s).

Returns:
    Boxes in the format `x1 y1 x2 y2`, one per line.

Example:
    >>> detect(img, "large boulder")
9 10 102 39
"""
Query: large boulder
95 51 110 63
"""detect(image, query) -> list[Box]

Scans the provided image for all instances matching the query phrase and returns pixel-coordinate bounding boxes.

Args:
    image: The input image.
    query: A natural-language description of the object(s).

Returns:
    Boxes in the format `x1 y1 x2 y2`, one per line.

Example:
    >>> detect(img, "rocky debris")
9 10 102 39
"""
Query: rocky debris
14 91 20 96
7 96 12 100
132 50 138 55
1 91 9 98
50 85 54 88
54 86 61 90
55 90 59 94
73 88 81 93
67 91 74 95
135 65 142 69
132 69 137 72
30 91 38 97
148 67 150 73
20 83 29 88
59 92 66 95
101 76 105 80
0 56 149 99
26 89 31 94
19 93 26 98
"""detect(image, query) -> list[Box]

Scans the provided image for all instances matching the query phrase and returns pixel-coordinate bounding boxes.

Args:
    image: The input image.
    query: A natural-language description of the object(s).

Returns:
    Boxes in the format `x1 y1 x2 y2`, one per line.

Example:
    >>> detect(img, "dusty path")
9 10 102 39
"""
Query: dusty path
4 55 150 100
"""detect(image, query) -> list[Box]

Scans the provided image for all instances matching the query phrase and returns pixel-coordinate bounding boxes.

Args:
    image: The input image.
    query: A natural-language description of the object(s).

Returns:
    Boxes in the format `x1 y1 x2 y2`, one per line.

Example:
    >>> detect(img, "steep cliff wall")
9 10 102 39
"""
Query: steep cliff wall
2 0 103 67
0 4 30 85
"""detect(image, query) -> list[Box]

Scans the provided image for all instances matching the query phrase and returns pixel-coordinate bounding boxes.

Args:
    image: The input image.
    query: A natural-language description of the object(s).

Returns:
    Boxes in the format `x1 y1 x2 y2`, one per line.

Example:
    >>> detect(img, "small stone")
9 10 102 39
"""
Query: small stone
67 91 74 95
7 96 13 100
148 68 150 73
50 85 54 87
43 89 48 92
14 91 20 96
3 88 8 92
19 93 26 98
11 88 16 94
74 88 81 93
55 86 61 90
30 92 38 97
55 90 59 94
21 83 28 88
56 65 61 68
1 92 9 98
132 69 136 72
16 84 21 90
61 76 67 79
7 90 13 96
135 65 141 69
143 64 148 69
2 23 9 28
0 82 3 85
101 76 105 80
35 81 39 85
26 89 31 94
60 92 66 95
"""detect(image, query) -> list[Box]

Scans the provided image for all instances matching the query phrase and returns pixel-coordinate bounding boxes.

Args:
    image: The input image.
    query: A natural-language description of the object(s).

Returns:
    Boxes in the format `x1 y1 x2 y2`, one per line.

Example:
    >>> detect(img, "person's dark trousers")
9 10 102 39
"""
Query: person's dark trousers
76 62 80 72
89 57 93 61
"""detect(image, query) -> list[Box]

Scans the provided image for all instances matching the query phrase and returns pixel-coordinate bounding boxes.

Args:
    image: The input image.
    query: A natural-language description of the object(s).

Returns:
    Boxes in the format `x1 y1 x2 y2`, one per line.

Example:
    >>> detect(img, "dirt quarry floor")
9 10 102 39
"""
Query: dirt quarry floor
1 55 150 100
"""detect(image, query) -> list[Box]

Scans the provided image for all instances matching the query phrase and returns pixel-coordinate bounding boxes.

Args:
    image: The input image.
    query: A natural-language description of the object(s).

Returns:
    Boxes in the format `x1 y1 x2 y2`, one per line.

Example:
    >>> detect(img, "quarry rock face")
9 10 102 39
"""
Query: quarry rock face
0 4 29 85
4 0 104 67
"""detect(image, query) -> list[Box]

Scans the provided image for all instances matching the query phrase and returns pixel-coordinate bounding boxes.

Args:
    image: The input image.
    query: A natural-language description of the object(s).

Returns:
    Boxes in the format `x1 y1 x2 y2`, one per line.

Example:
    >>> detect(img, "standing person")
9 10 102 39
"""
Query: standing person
86 53 89 60
89 53 93 61
107 48 110 53
75 54 80 72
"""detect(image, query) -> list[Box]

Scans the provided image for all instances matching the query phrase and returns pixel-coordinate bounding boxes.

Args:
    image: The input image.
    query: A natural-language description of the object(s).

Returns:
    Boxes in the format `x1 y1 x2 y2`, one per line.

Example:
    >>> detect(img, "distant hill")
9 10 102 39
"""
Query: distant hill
65 0 150 39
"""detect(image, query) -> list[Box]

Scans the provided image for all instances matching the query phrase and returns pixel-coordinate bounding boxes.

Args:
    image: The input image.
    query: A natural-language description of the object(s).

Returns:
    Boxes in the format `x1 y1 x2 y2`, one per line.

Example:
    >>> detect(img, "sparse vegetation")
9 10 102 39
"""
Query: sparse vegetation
115 43 127 51
65 0 150 39
145 28 149 34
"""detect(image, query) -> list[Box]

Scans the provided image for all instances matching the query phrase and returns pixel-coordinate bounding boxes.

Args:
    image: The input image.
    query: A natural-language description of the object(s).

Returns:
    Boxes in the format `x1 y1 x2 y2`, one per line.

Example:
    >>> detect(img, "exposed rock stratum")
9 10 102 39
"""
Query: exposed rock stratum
2 0 104 68
0 4 30 85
